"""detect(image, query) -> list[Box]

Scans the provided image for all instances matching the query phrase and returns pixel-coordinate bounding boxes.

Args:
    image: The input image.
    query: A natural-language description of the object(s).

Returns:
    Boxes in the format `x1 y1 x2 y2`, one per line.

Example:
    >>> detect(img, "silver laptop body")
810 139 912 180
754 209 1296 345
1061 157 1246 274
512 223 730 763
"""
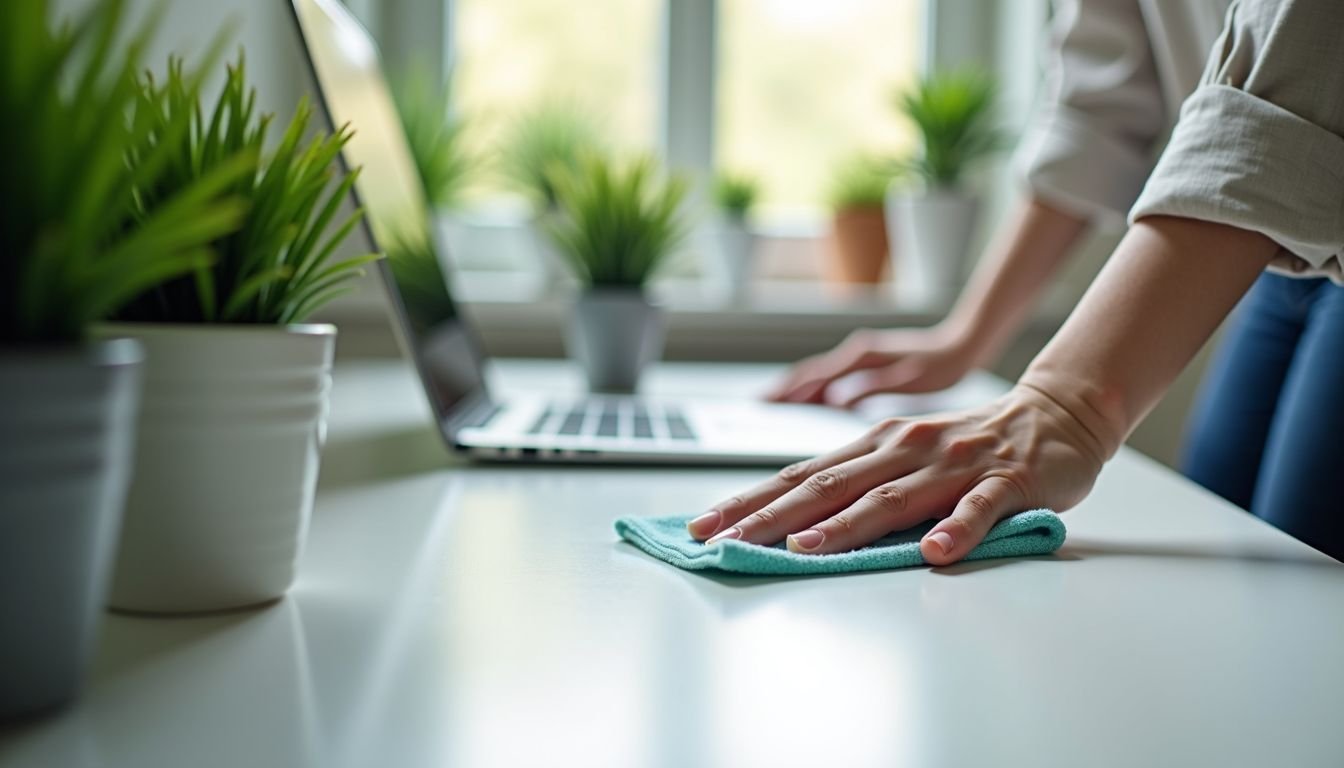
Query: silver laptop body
290 0 873 465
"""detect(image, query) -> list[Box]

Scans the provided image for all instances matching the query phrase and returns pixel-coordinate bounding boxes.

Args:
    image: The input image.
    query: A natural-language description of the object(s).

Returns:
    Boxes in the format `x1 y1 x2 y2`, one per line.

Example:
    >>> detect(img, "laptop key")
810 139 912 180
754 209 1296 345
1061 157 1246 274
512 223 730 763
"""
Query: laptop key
664 408 697 441
596 408 620 437
557 408 586 436
467 404 503 430
527 408 555 435
633 416 654 439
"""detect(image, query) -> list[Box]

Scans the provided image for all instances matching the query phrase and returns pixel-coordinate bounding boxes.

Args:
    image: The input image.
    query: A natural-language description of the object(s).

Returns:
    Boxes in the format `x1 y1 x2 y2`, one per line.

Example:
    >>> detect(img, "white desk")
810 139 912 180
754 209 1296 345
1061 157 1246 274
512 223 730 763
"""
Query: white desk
2 360 1342 768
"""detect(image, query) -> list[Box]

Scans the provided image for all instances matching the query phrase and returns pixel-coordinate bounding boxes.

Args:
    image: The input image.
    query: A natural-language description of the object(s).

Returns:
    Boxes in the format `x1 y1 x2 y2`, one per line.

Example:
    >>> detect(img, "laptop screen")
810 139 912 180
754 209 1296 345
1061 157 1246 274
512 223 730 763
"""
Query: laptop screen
290 0 488 425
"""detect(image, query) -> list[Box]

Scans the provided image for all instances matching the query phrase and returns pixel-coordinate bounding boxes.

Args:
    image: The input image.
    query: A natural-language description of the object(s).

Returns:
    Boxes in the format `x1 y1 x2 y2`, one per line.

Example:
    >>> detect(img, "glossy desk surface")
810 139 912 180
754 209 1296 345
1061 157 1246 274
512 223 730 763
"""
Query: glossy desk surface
3 360 1342 768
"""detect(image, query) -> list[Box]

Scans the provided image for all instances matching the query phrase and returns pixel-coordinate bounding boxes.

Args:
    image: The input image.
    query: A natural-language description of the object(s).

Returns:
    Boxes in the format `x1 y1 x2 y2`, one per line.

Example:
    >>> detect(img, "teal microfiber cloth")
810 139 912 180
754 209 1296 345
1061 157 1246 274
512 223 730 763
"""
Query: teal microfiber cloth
614 509 1065 575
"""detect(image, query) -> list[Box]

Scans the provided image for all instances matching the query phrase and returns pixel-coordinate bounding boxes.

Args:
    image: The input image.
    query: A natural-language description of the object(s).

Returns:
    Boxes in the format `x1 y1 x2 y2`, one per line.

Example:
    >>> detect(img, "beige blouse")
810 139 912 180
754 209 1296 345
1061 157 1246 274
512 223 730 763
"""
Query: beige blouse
1015 0 1344 282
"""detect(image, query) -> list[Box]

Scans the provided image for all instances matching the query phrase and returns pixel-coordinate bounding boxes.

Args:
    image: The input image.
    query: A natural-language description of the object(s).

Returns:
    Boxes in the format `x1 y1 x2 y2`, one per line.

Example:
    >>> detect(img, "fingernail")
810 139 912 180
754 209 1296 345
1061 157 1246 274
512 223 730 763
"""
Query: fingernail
687 510 721 538
925 531 954 555
789 529 825 552
707 527 742 545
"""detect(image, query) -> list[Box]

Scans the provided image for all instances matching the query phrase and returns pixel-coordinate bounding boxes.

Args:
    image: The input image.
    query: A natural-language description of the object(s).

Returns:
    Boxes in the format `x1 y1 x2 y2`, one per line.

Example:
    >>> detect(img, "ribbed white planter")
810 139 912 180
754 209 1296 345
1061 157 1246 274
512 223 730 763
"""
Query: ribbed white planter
95 323 335 614
0 339 141 716
704 217 756 303
566 290 664 393
886 185 980 309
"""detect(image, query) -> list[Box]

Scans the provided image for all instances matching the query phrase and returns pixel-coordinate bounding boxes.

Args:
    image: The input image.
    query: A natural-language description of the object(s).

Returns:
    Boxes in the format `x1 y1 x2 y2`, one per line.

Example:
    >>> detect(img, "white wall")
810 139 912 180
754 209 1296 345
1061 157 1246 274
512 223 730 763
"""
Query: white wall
56 0 308 122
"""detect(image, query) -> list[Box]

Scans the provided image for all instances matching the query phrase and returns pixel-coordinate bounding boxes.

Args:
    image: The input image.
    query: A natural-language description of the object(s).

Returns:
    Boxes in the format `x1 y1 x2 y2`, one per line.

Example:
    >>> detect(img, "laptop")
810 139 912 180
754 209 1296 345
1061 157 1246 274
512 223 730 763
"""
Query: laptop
289 0 883 464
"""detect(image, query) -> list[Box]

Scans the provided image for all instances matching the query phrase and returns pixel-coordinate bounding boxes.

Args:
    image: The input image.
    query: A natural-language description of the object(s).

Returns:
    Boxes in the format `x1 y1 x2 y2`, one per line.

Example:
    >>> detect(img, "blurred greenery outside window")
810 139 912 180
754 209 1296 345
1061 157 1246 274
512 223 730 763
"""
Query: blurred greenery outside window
453 0 660 206
351 0 925 280
717 0 920 222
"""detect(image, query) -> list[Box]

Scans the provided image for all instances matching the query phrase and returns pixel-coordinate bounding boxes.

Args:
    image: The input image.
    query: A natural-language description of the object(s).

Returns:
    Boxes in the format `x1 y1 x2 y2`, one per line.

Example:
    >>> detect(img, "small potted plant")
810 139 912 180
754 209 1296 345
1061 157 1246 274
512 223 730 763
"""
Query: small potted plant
391 64 475 269
706 171 760 302
498 102 602 289
826 156 892 285
97 55 377 614
546 154 688 392
0 0 245 716
886 69 1004 308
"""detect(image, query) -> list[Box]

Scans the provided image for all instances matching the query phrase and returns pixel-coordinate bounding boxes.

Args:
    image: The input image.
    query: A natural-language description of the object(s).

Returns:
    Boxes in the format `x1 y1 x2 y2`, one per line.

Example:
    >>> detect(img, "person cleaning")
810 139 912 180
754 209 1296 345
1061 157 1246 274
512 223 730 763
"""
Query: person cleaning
687 0 1344 562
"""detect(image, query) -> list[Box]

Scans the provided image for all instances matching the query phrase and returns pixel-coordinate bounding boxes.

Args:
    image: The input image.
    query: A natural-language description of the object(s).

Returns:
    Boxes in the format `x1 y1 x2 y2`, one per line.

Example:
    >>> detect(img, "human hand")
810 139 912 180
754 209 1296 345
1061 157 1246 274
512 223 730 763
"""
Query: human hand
689 383 1111 565
765 326 979 407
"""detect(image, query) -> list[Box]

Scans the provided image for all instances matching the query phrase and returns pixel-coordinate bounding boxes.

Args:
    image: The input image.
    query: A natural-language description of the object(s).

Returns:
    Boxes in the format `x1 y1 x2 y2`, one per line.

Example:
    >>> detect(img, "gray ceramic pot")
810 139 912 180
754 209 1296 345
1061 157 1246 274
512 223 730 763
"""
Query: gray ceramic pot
0 338 142 718
566 290 665 393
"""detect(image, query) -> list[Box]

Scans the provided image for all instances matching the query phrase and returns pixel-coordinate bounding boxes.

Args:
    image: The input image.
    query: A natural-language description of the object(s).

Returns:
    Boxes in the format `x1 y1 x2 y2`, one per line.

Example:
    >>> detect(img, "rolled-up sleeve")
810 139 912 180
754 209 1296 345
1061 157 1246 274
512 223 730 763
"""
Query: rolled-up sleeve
1130 0 1344 282
1015 0 1167 227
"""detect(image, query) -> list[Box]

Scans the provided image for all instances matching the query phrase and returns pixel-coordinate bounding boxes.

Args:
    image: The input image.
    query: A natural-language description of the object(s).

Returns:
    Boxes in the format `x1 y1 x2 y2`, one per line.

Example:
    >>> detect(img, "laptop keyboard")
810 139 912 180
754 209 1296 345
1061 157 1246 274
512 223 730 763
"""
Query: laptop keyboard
527 400 698 442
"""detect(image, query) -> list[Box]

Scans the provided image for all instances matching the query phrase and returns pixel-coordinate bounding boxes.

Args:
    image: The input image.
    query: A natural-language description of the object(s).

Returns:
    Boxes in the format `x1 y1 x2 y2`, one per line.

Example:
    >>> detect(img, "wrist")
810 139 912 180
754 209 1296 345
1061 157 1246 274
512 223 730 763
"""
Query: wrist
935 308 996 368
1014 367 1129 462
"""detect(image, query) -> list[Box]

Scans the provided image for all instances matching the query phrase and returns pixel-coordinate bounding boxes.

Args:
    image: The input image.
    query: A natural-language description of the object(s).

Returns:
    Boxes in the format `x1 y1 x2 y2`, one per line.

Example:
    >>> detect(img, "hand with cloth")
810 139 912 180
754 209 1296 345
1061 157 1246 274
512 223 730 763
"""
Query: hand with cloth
689 219 1281 565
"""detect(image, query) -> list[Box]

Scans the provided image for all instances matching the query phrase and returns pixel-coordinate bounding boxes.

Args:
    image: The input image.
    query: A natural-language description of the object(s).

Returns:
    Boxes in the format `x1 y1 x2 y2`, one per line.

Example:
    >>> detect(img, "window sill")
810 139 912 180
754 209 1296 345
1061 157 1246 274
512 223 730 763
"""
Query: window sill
320 270 1070 363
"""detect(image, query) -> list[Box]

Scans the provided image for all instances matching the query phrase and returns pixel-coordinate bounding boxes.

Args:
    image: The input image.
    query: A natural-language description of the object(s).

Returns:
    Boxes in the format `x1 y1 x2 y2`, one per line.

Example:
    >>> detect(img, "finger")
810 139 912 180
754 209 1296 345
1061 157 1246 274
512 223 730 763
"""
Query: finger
768 347 897 403
763 350 838 402
785 468 958 554
766 375 828 405
920 476 1024 566
836 360 924 408
763 357 828 402
688 431 882 541
725 447 915 547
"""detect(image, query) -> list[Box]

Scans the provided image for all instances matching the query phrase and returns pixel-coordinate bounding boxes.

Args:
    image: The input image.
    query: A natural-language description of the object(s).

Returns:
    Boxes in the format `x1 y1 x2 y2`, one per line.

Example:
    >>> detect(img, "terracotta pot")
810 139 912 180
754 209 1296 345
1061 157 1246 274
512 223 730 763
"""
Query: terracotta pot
827 206 889 284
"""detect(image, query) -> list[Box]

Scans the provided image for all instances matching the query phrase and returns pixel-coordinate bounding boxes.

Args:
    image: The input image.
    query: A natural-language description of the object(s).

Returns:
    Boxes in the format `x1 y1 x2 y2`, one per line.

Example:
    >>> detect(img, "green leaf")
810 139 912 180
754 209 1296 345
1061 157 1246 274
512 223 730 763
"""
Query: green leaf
893 69 1007 188
113 52 371 325
544 153 688 289
499 101 603 210
1 0 244 344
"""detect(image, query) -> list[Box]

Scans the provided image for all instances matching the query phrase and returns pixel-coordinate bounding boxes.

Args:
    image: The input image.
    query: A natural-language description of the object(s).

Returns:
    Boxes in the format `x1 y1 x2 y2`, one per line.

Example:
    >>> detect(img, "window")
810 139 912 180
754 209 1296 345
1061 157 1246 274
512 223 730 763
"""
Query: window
717 0 922 221
452 0 661 203
359 0 1035 290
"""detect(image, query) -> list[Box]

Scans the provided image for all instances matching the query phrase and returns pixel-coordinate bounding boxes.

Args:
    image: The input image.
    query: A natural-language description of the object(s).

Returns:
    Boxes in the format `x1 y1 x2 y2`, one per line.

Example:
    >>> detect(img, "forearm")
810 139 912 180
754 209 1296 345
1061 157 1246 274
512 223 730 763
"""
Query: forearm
944 196 1090 366
1020 216 1279 459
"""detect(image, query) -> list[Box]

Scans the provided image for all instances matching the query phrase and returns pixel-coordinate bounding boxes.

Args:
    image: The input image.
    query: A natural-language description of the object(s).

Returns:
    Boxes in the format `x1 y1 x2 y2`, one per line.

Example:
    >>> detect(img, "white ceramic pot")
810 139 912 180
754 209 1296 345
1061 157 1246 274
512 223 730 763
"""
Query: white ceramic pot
528 209 576 293
703 216 756 303
95 323 335 614
566 290 664 393
886 185 980 310
0 339 142 717
433 210 466 276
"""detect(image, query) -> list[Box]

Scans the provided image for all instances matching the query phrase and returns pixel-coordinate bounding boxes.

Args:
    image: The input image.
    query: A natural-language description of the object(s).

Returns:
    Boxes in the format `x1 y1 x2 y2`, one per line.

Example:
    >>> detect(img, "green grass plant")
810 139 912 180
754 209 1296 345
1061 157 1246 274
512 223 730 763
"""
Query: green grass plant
545 154 688 289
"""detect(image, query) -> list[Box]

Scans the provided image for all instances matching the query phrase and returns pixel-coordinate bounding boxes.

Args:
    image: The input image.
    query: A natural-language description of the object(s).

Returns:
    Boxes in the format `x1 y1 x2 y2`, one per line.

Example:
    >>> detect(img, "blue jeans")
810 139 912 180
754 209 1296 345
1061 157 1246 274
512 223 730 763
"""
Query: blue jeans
1182 272 1344 561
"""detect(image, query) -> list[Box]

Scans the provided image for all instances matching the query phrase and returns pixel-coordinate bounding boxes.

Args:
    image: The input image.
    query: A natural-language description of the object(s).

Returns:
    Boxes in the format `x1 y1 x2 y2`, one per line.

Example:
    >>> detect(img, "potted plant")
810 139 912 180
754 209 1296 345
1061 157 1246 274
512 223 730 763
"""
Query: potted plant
96 55 377 614
706 171 760 302
391 64 475 271
546 154 688 392
886 69 1004 308
498 102 602 290
826 156 892 285
0 0 246 716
